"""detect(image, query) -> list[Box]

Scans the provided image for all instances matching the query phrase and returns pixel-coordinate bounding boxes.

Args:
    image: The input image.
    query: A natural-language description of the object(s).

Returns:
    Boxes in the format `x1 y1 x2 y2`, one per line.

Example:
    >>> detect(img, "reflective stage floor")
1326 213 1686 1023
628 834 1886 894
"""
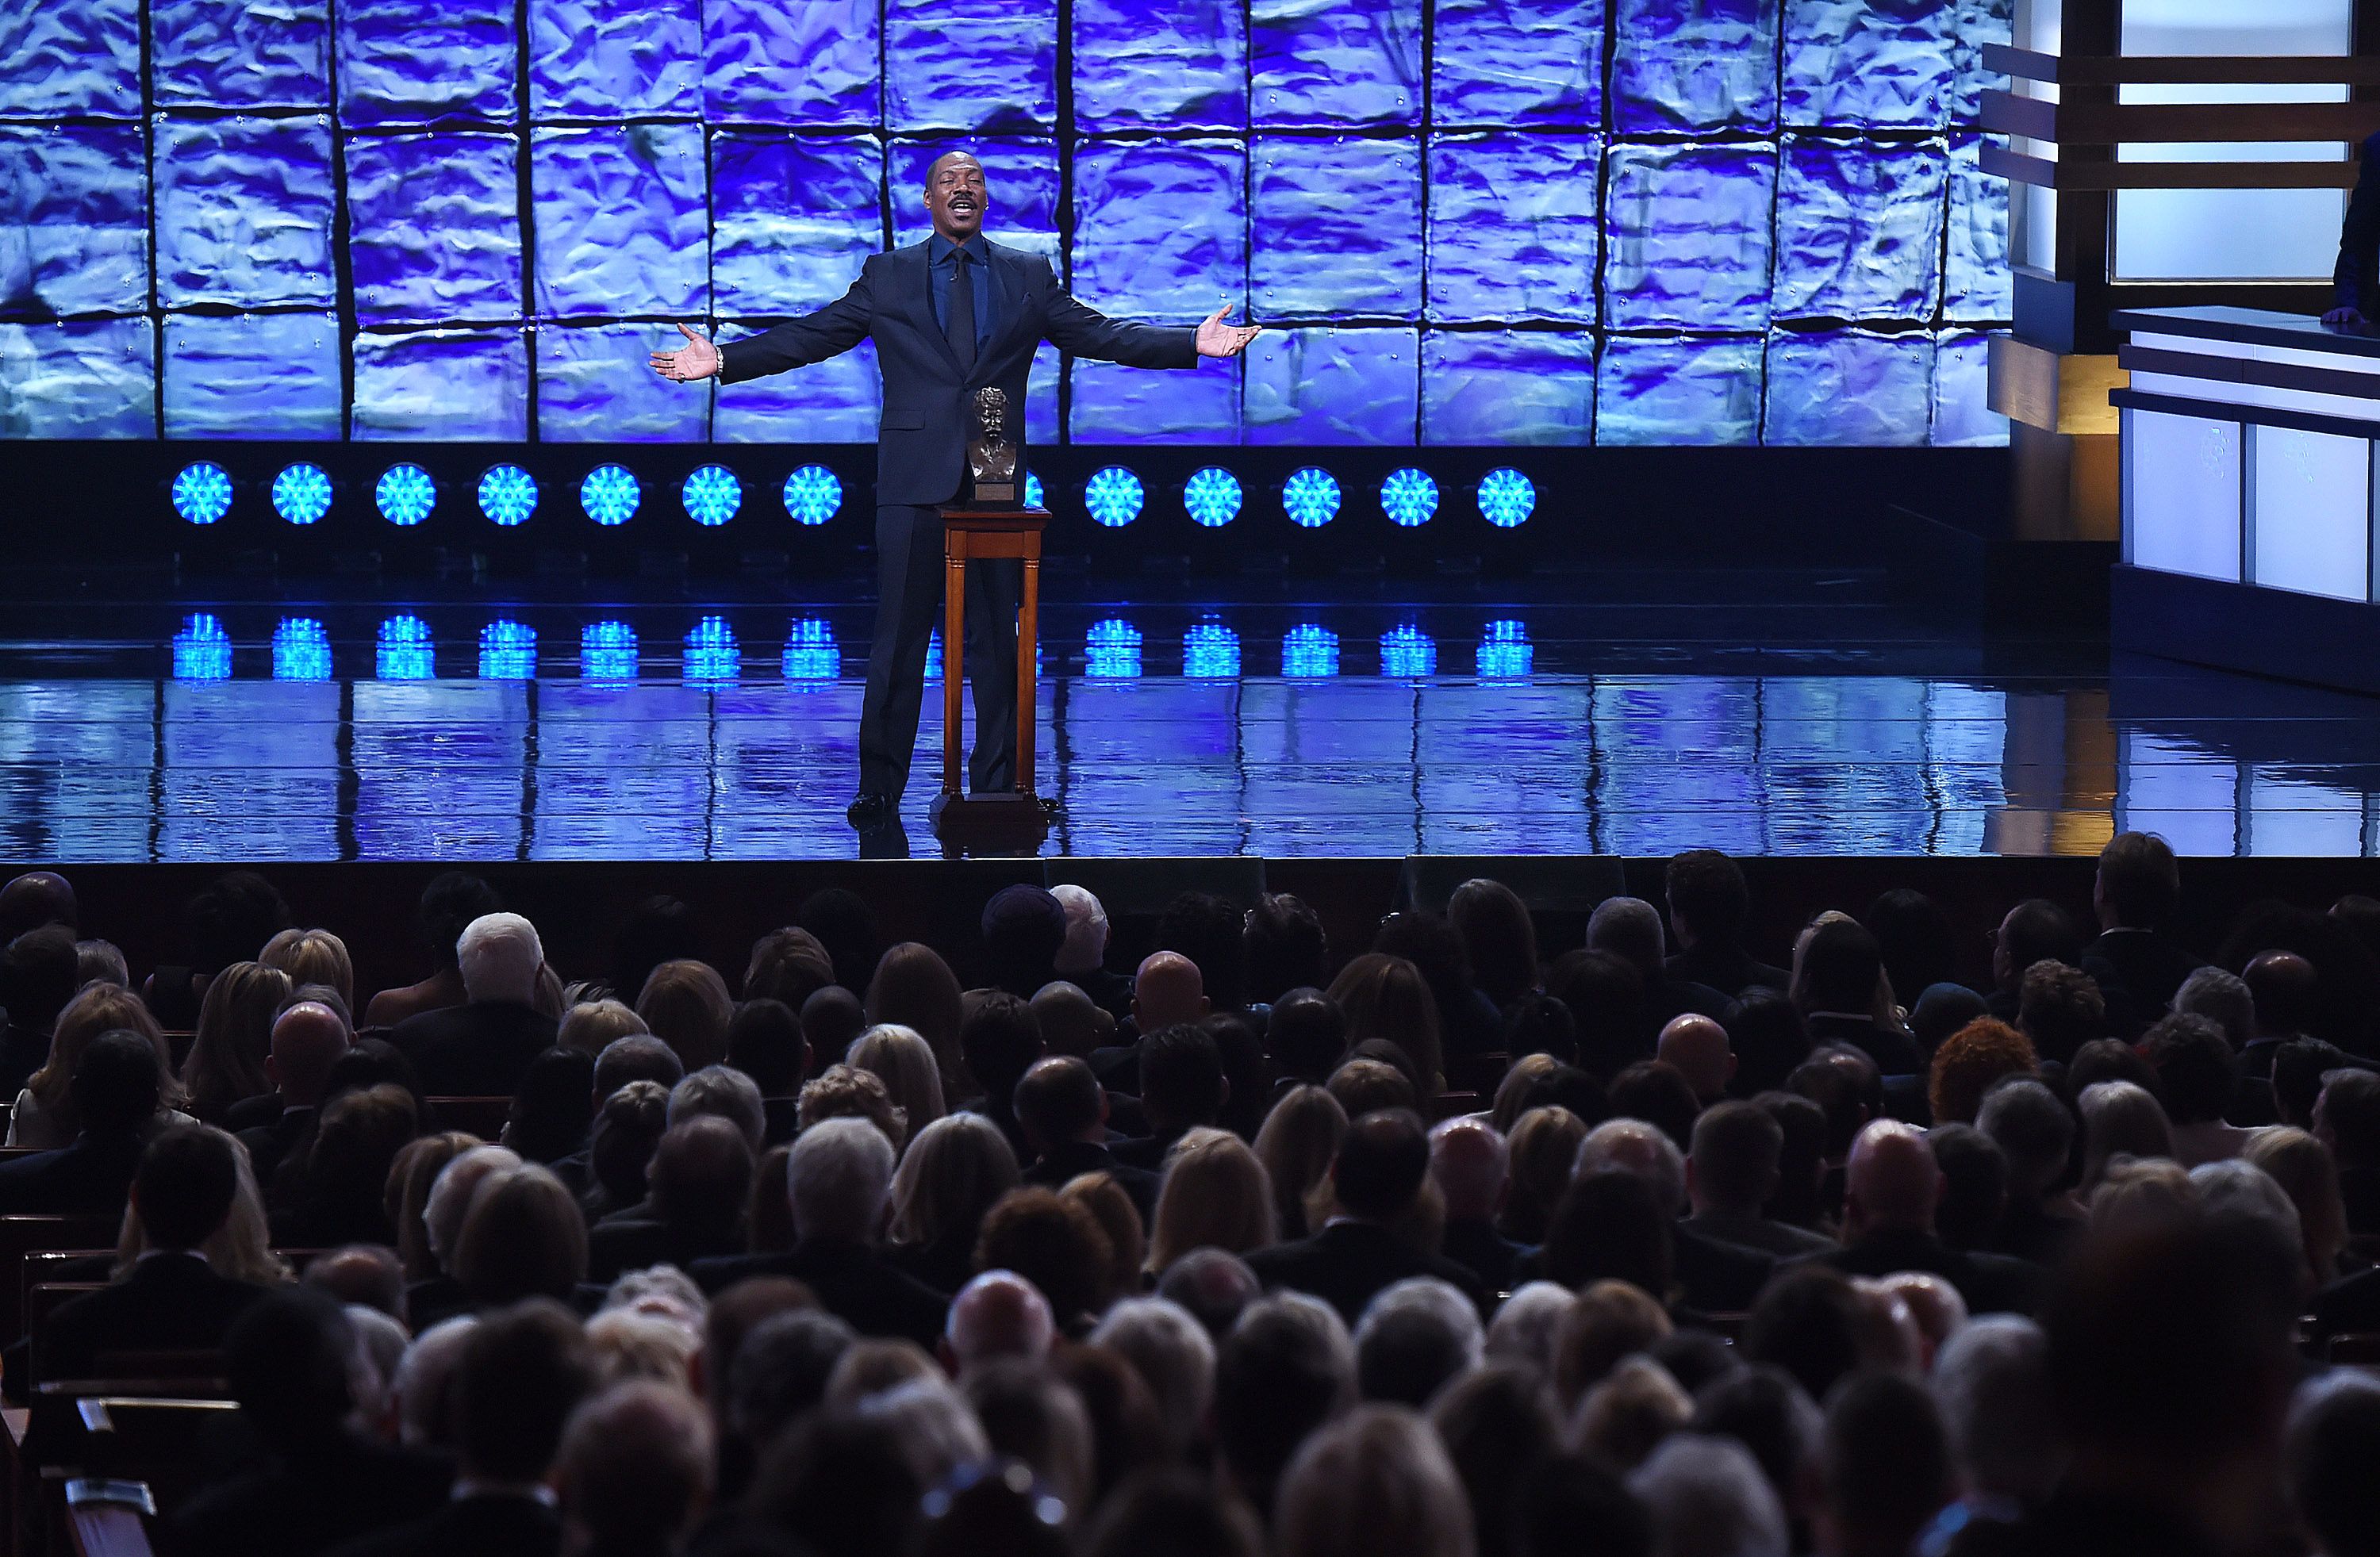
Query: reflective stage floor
5 594 2379 861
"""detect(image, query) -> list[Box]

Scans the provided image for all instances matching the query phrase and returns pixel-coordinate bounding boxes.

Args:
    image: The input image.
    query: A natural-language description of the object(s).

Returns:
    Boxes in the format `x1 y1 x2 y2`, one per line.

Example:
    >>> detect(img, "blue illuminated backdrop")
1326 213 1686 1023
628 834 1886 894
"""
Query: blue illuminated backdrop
0 0 2009 447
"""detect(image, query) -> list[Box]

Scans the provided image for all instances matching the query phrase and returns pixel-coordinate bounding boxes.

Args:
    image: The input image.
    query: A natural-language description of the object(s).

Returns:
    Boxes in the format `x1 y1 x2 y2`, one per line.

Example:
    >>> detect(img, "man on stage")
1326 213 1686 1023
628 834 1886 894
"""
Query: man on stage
651 151 1261 830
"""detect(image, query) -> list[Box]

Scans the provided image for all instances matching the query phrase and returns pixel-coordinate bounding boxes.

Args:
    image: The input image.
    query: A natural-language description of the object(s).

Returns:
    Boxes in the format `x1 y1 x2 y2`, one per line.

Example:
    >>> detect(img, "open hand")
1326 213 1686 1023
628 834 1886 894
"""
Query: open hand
2323 305 2366 329
1196 305 1262 359
650 324 720 382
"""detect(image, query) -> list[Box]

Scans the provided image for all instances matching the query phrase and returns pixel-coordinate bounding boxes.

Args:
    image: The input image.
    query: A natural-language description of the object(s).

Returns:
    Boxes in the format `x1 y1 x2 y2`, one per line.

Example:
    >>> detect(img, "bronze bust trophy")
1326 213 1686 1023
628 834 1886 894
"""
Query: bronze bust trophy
965 385 1021 508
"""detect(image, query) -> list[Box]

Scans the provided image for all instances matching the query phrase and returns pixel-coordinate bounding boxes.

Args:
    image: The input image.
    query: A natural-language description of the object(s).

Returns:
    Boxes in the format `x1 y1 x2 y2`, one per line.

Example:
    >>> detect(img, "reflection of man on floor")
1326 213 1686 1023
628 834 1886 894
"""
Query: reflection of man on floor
651 151 1261 830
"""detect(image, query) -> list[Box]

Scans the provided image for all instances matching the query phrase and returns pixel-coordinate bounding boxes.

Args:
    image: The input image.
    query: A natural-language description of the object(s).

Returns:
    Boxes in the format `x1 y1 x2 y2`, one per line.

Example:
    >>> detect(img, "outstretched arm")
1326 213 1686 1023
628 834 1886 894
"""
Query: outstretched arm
1037 260 1260 366
650 267 877 384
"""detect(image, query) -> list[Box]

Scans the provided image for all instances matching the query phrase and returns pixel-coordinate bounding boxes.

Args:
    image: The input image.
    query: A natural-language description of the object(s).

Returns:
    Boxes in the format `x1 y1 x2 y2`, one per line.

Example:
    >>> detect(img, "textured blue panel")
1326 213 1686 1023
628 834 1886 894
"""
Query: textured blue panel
1595 335 1762 445
1763 328 1932 445
351 328 530 439
1612 0 1779 132
885 0 1058 132
338 0 516 125
712 332 880 441
1073 140 1246 324
1027 340 1061 444
890 139 1059 260
1428 133 1599 324
0 0 139 117
1074 0 1246 132
1433 0 1603 127
1070 358 1239 441
347 132 520 323
530 0 701 120
1244 327 1418 444
712 134 883 318
154 117 336 309
1931 330 2006 447
0 126 148 317
1773 136 1946 321
1250 0 1421 125
539 323 710 442
1945 134 2011 322
153 0 330 108
0 320 154 437
704 0 879 124
1948 0 2013 122
532 125 708 319
1603 143 1775 330
1421 332 1595 445
1250 136 1422 320
163 312 341 439
1781 0 1952 128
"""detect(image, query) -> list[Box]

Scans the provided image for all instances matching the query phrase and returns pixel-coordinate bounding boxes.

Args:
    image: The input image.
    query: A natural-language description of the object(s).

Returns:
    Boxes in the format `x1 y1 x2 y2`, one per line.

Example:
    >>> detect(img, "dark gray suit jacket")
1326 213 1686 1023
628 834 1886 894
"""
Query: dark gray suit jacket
718 238 1199 506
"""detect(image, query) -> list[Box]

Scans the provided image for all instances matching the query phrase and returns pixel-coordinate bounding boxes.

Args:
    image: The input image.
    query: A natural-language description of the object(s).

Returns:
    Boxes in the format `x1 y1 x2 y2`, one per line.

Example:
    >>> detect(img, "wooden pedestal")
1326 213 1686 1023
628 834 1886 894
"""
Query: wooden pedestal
931 506 1050 853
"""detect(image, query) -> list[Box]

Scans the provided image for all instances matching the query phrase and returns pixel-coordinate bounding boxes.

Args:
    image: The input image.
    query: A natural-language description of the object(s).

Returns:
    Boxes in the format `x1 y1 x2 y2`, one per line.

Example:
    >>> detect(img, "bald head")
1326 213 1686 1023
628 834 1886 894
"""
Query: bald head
1656 1014 1735 1103
1429 1117 1509 1222
1846 1121 1941 1236
945 1270 1053 1374
1134 951 1208 1032
2243 950 2318 1039
0 872 74 939
1031 980 1111 1059
268 1000 351 1107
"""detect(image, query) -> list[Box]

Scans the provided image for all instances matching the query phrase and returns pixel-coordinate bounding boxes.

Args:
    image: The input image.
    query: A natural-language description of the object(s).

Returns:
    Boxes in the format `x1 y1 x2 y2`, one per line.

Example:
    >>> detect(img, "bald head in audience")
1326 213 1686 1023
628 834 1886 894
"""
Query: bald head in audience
1133 951 1209 1033
1030 980 1113 1059
1845 1121 1942 1238
944 1270 1054 1375
1656 1014 1735 1104
1429 1117 1509 1224
269 999 352 1109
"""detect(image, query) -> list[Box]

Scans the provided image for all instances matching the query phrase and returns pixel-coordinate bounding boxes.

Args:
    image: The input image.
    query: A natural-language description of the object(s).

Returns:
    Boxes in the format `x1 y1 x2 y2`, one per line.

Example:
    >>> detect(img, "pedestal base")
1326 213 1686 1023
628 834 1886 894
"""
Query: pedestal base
929 790 1052 854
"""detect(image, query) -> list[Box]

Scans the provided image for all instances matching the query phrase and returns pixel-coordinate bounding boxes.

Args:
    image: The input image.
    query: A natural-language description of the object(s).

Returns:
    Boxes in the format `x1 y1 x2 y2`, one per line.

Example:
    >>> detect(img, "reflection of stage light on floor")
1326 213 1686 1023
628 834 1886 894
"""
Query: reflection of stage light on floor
375 464 436 527
1086 618 1143 678
925 630 940 682
1380 624 1437 677
581 464 640 527
685 616 740 682
580 620 639 682
273 462 332 526
782 466 841 526
1477 468 1534 527
1380 468 1438 527
1183 466 1242 527
1476 619 1534 678
478 619 537 679
174 462 232 525
1084 466 1143 527
1282 623 1339 677
375 615 434 679
479 465 538 527
1184 619 1240 678
1024 472 1043 509
1282 467 1340 528
273 617 332 681
682 465 742 527
173 613 232 680
782 618 840 681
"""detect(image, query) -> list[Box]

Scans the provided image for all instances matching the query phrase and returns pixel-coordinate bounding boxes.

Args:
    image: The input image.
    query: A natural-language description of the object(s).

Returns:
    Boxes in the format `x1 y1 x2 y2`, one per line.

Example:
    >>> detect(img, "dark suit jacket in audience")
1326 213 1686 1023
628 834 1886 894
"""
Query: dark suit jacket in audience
33 1250 265 1383
1244 1218 1491 1325
2082 927 2204 1021
233 1105 317 1185
218 1091 285 1134
1021 1139 1160 1220
1804 1013 1924 1076
1109 1127 1188 1174
1441 1218 1530 1296
390 1000 558 1096
1674 1224 1776 1313
0 1131 144 1218
171 1431 452 1557
1801 1228 2044 1314
689 1237 948 1348
326 1490 562 1557
587 1214 745 1283
1686 1209 1838 1260
887 1233 979 1298
1665 947 1791 999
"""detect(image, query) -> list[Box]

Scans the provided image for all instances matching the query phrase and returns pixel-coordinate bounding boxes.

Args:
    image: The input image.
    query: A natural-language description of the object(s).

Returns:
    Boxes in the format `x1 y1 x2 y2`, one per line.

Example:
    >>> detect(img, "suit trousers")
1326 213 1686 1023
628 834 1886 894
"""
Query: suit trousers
858 503 1020 799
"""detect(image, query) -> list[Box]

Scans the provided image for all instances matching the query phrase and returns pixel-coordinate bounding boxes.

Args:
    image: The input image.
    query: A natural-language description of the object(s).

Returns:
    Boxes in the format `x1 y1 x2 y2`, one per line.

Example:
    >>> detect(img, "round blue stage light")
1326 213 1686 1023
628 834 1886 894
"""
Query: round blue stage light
1183 620 1241 679
478 619 537 679
684 616 740 682
782 618 841 681
1282 624 1340 678
1024 472 1044 509
172 462 233 526
682 464 742 527
272 617 332 681
580 464 640 527
272 462 332 526
1476 467 1535 528
1183 466 1242 527
478 465 538 527
1084 466 1144 528
580 621 639 682
375 615 435 680
1380 624 1438 677
374 463 435 527
782 465 842 526
1380 468 1438 527
1282 467 1340 528
1476 619 1535 678
1085 618 1143 679
172 613 232 681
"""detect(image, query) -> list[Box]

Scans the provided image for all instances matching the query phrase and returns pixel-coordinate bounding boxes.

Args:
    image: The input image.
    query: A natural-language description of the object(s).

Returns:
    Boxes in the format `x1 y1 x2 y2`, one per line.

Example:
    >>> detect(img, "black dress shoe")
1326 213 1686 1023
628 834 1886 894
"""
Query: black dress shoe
846 793 895 827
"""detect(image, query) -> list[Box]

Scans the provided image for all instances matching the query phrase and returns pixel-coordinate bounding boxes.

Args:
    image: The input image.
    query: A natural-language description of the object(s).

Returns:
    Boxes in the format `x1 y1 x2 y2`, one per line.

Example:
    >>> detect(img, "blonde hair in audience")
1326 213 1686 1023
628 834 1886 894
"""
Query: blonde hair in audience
863 943 968 1093
1254 1084 1346 1241
798 1063 908 1153
889 1112 1019 1247
2247 1126 2348 1287
177 961 291 1122
1148 1126 1276 1273
587 1306 702 1390
1274 1403 1477 1557
559 999 649 1057
1489 1053 1561 1134
260 928 355 1011
451 1163 589 1304
29 982 184 1119
847 1023 948 1135
386 1131 482 1280
116 1126 290 1286
638 960 735 1072
1063 1170 1148 1306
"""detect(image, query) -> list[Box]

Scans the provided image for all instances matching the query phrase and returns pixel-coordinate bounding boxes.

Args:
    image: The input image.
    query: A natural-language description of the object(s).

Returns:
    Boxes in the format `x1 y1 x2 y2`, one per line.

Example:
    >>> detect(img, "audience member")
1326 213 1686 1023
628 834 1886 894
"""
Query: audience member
1796 919 1920 1076
866 942 967 1091
959 991 1046 1157
1146 1126 1275 1274
503 1044 594 1166
363 872 502 1030
889 1112 1021 1295
182 960 295 1123
2144 1011 2255 1166
2086 831 2205 1021
1685 1099 1835 1259
1449 877 1541 1013
1246 1110 1487 1325
2314 1068 2380 1237
1577 1117 1773 1313
637 959 735 1073
1326 954 1444 1099
0 925 78 1096
1975 1077 2082 1264
1050 885 1131 1015
11 982 185 1148
1430 1117 1526 1294
1253 1083 1346 1240
1665 850 1790 998
555 1381 715 1557
1809 1121 2041 1315
0 1028 163 1215
230 999 351 1181
390 914 558 1095
1656 1014 1735 1105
